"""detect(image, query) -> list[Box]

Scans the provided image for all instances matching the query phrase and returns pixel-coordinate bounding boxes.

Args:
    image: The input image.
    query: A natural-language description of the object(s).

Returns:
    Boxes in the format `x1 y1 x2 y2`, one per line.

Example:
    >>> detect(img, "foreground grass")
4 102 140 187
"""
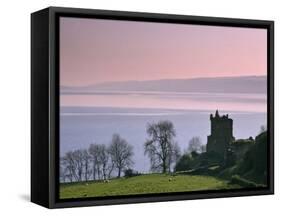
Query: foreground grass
60 174 240 199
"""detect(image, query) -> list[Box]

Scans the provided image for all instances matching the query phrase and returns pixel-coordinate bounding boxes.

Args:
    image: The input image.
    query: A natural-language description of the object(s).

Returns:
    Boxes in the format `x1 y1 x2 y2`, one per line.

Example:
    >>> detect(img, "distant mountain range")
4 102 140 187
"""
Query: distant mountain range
61 76 266 94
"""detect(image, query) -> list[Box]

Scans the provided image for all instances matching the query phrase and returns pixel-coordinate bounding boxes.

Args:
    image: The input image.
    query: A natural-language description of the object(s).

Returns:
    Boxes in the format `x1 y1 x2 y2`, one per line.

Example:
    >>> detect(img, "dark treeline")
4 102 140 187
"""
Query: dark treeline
60 134 134 183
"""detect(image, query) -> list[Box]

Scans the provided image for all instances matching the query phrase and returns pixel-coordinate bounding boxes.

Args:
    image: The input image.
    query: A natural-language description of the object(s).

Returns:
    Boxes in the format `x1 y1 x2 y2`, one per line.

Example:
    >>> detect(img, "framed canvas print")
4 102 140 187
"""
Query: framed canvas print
31 7 274 208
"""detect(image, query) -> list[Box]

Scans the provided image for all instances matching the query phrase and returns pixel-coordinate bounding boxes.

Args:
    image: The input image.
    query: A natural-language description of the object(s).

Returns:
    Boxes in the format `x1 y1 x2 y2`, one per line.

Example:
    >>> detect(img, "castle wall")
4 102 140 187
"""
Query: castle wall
206 111 235 157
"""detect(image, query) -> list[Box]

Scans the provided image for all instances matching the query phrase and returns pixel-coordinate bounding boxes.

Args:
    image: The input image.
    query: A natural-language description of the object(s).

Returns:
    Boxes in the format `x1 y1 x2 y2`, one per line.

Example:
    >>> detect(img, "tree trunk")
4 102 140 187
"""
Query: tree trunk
84 163 87 181
118 167 121 178
98 168 101 180
103 166 106 180
162 157 167 173
93 164 96 180
162 163 166 173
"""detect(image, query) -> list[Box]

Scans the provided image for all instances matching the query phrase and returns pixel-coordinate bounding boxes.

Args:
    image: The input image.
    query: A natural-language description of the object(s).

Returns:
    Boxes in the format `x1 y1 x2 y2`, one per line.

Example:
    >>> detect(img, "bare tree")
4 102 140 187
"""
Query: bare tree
89 143 102 180
89 143 115 180
167 142 181 172
60 159 67 183
144 120 178 173
187 137 203 153
61 151 78 182
82 150 91 181
60 142 117 182
108 134 134 178
99 144 114 180
72 150 84 181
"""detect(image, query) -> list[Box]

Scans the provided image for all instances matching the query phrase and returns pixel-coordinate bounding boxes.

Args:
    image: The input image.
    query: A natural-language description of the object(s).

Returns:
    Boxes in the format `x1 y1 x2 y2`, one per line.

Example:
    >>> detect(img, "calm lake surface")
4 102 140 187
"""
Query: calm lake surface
60 91 266 172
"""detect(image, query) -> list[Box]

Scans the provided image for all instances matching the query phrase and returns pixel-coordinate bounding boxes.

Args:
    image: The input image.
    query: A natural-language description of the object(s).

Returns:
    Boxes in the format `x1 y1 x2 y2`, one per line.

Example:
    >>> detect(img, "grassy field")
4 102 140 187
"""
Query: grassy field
60 174 240 199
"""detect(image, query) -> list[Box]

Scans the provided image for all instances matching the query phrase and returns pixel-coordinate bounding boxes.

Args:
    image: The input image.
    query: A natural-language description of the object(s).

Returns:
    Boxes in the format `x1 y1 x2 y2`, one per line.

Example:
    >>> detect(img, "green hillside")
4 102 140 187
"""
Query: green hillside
60 174 240 199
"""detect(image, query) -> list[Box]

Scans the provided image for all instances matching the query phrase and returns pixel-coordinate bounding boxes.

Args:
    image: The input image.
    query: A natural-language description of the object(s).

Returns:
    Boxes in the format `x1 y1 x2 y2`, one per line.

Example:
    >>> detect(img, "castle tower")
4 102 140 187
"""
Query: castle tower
206 110 235 157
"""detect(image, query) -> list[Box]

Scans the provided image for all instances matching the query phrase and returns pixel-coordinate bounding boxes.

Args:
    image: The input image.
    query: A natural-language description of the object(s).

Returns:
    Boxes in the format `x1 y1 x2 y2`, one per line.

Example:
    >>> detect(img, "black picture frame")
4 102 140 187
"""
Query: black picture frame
31 6 274 209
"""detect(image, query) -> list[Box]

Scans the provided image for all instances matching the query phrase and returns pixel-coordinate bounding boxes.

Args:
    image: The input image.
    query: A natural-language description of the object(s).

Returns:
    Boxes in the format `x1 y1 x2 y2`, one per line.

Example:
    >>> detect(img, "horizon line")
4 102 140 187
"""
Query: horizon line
61 74 266 88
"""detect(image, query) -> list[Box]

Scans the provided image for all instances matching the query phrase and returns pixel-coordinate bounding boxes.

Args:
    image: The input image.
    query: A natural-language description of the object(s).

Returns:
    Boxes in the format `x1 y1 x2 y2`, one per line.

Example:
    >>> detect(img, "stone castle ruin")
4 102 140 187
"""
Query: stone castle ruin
206 110 235 158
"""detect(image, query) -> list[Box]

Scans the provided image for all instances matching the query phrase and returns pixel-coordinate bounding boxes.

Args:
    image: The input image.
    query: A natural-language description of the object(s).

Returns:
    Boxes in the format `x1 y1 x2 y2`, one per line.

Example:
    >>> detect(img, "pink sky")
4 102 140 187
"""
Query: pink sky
60 17 267 87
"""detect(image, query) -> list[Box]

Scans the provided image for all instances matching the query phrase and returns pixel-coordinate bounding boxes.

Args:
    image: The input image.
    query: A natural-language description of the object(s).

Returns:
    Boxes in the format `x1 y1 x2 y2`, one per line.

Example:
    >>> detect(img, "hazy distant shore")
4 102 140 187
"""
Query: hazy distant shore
61 76 267 94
